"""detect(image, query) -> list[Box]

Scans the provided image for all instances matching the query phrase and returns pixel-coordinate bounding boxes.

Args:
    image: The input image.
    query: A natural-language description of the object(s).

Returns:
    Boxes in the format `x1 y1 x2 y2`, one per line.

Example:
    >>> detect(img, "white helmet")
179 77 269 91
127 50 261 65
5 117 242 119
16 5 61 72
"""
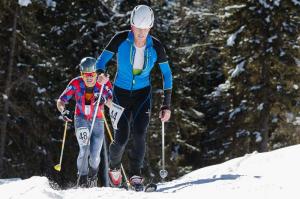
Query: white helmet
130 5 154 29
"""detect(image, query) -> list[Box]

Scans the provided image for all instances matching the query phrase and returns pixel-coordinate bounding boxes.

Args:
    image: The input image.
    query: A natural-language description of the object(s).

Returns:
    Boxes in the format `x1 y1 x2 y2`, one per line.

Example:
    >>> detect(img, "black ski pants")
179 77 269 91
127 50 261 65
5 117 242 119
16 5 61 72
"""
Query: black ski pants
109 85 151 177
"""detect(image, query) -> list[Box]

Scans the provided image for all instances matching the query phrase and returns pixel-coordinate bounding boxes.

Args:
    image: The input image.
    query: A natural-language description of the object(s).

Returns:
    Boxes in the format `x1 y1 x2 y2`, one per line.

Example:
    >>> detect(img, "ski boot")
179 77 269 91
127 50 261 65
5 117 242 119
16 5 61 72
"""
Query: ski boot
108 168 122 187
88 176 98 188
129 175 144 192
78 175 88 188
88 168 98 188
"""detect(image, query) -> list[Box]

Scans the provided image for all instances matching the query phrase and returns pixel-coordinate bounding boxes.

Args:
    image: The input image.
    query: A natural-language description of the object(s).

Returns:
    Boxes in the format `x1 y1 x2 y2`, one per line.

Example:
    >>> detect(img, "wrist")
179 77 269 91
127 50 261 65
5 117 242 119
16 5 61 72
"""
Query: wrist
160 105 170 111
57 99 65 113
58 106 65 113
96 69 104 75
162 89 172 110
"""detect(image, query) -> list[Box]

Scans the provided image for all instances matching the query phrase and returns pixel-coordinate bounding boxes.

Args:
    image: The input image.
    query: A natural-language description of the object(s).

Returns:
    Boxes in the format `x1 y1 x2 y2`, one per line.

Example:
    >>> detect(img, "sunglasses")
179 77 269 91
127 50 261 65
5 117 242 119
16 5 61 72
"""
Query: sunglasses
81 72 97 77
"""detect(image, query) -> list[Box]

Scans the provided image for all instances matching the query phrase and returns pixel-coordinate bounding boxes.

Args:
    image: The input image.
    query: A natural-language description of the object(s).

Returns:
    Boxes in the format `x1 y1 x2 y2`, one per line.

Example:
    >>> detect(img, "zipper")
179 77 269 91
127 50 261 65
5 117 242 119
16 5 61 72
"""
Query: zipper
130 44 135 95
130 42 149 93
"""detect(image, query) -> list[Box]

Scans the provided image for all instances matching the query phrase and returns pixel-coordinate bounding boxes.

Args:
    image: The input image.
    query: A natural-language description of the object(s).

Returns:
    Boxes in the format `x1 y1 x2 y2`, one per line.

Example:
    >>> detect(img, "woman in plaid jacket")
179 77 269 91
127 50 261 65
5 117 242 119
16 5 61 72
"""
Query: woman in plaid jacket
56 57 112 187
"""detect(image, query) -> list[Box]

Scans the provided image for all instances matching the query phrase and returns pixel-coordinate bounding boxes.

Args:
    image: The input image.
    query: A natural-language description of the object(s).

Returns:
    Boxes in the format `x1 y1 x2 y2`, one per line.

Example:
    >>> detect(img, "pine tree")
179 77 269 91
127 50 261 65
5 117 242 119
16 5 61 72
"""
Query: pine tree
0 0 113 184
0 2 18 174
149 1 224 173
216 0 300 156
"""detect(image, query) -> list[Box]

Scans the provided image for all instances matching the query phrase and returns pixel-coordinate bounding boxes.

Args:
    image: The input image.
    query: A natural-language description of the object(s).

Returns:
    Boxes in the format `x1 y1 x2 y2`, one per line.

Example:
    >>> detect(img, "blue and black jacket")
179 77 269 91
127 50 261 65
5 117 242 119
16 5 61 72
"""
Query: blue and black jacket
96 30 173 108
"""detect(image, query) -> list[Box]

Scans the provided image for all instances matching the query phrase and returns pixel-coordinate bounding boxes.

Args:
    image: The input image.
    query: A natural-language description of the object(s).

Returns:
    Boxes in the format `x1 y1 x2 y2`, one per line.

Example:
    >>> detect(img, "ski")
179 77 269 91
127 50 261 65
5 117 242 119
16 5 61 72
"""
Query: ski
109 173 158 192
144 183 157 192
121 182 157 192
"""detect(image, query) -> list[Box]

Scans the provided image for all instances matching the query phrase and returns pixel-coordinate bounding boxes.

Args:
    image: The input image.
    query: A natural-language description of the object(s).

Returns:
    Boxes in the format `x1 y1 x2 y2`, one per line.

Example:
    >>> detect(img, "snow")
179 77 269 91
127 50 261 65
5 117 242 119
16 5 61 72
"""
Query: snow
258 0 281 9
293 84 299 90
286 112 294 123
266 47 273 53
36 100 45 106
268 35 278 43
265 15 270 23
18 0 31 7
229 107 241 120
250 85 261 91
231 60 245 78
2 94 8 100
95 21 109 28
46 0 56 9
295 57 300 67
37 87 47 94
280 48 286 57
292 0 300 6
236 129 250 137
274 0 281 6
2 145 300 198
272 117 278 123
277 85 282 91
0 178 21 185
190 108 204 118
257 103 264 111
253 131 262 142
293 117 300 125
50 26 63 36
227 25 246 46
224 4 246 11
211 80 231 97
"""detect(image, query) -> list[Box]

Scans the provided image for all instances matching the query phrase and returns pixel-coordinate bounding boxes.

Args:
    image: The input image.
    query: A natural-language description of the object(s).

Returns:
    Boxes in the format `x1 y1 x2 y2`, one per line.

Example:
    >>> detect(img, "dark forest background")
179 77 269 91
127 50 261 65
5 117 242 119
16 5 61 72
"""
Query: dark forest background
0 0 299 188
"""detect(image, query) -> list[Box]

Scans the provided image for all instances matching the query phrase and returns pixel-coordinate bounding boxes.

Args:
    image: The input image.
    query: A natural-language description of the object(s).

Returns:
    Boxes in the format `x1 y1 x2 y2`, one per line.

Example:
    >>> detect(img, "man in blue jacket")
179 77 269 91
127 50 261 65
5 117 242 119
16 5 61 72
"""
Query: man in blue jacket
96 5 173 190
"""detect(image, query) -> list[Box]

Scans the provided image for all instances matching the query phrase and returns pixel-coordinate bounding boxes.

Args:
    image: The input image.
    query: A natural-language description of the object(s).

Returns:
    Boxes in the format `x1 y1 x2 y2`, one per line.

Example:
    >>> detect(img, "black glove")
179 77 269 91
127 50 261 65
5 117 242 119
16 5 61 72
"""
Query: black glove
160 105 170 112
160 89 171 121
99 96 107 105
61 109 72 122
96 69 105 75
161 89 172 110
93 95 107 106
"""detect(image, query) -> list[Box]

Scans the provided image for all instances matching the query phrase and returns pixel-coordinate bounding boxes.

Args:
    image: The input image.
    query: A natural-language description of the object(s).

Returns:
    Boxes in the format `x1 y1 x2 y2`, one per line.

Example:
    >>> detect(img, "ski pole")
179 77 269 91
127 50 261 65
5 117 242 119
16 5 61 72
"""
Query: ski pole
54 121 68 172
159 121 168 181
101 136 109 187
76 84 105 187
102 112 132 189
103 113 113 142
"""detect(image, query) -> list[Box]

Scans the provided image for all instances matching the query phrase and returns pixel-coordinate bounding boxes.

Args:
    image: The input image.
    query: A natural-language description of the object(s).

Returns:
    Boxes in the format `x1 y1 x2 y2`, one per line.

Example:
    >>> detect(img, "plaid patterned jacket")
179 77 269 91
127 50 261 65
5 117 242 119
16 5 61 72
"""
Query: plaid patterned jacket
59 76 113 120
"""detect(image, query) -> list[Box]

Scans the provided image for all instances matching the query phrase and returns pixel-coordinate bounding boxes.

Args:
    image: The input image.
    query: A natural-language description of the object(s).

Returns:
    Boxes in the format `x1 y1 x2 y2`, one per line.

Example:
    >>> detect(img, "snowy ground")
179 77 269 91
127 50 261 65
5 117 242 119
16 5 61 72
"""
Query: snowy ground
1 144 300 199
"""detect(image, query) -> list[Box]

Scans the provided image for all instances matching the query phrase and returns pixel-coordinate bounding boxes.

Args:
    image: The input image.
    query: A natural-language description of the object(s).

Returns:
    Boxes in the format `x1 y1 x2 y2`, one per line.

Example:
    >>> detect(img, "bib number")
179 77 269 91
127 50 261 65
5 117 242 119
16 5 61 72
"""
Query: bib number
76 127 90 146
85 105 91 115
110 102 125 130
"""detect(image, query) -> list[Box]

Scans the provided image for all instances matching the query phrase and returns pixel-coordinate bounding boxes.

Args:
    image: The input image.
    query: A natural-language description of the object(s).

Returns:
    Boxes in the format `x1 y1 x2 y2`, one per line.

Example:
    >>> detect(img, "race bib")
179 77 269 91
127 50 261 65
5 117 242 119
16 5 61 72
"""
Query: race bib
76 127 90 146
85 105 91 115
109 102 125 130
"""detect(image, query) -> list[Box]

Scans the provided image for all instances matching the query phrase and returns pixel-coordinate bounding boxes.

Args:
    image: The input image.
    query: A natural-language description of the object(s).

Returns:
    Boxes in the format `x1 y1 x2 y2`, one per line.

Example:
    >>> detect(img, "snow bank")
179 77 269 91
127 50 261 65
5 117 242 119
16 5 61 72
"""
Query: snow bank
2 145 300 198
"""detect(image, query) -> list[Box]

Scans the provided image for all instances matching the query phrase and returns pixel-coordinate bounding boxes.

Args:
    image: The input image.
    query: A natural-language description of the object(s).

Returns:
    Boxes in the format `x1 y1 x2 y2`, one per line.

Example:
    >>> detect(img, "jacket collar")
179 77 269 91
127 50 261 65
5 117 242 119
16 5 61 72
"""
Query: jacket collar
127 31 153 48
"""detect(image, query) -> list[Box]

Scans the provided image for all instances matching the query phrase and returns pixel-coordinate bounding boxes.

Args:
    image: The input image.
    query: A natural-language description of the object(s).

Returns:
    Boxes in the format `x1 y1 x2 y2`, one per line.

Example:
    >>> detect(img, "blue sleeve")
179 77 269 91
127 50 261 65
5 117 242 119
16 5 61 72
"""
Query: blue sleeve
159 61 173 90
96 31 129 72
96 50 114 72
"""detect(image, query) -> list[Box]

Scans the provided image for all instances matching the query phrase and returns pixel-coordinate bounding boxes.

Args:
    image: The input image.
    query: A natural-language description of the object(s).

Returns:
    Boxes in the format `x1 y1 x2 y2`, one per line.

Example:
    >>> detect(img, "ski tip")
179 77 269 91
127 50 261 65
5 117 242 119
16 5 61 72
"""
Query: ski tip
144 183 157 192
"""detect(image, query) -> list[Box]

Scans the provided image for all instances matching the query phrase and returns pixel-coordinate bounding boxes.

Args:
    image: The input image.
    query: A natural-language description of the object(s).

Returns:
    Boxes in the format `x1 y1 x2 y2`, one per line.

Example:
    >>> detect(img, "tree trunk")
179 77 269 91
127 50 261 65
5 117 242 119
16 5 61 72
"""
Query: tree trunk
259 59 271 152
0 7 18 174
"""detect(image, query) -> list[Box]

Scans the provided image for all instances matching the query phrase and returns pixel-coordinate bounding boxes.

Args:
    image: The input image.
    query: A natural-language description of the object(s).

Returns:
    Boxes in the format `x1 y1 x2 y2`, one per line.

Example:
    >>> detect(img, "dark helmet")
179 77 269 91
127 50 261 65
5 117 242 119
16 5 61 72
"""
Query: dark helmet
79 57 96 73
